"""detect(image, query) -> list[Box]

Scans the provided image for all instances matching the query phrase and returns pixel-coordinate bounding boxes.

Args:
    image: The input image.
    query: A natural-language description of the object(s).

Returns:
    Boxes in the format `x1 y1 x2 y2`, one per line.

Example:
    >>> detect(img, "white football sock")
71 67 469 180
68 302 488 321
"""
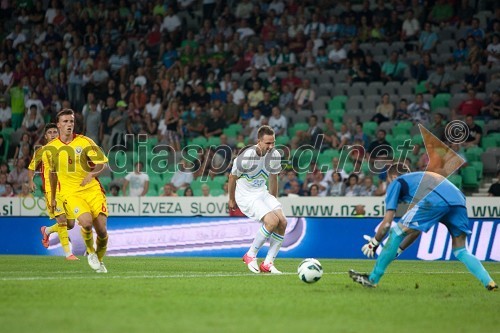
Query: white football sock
247 225 271 257
264 233 284 264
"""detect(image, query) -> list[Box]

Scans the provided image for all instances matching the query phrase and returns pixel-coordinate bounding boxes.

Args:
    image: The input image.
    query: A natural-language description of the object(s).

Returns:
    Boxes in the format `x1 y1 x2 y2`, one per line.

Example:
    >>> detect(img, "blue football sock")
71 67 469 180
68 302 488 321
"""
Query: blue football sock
453 247 493 287
369 225 406 284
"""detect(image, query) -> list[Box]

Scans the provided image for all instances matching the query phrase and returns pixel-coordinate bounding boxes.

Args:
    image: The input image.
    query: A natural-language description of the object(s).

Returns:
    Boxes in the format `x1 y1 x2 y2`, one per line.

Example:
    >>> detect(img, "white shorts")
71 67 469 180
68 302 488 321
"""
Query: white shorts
235 190 282 222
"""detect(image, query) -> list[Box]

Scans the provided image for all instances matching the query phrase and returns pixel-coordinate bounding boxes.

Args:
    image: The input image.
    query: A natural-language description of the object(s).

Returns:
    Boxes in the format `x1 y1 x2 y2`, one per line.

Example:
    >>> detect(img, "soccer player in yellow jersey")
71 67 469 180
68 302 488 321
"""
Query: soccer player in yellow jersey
46 109 109 273
28 123 79 260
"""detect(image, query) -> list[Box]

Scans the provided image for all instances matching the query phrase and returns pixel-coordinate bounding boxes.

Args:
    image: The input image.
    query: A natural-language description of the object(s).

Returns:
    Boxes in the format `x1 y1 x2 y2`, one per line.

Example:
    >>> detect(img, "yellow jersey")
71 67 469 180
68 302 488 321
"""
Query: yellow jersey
45 134 108 196
28 146 51 193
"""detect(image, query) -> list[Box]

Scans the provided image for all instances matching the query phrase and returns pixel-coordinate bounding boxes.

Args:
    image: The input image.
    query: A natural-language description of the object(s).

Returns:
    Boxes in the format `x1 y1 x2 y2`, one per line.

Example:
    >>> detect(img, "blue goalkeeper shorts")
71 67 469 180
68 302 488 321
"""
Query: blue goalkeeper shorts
399 205 471 237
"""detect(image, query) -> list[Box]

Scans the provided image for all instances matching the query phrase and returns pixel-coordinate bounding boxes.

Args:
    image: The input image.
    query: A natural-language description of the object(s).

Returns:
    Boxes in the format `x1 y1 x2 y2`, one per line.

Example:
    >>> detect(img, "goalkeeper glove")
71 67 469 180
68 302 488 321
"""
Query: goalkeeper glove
361 235 380 258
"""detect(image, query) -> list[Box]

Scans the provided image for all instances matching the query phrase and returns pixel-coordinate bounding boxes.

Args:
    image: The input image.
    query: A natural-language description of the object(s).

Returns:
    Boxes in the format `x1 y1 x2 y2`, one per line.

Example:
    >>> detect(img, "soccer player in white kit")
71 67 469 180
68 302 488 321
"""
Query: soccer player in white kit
228 125 287 274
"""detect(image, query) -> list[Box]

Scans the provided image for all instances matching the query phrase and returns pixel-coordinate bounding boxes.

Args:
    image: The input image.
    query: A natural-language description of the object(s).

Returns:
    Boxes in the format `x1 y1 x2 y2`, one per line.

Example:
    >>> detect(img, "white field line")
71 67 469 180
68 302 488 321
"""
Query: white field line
0 271 499 282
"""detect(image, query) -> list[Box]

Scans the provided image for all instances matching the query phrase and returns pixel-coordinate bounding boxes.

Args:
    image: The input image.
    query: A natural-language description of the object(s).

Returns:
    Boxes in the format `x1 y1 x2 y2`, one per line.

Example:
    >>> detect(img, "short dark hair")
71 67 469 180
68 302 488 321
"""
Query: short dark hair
257 125 275 139
387 162 411 177
56 109 75 122
44 123 57 134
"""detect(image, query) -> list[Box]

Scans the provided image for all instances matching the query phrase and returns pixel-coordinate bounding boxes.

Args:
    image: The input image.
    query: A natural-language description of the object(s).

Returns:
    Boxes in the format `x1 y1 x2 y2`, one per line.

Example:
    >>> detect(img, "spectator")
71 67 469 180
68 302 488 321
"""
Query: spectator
381 51 407 83
345 174 361 196
463 115 482 148
401 9 420 42
452 39 468 67
394 98 412 121
464 63 486 92
425 63 454 96
327 172 345 196
1 183 15 197
430 112 446 141
170 159 194 191
372 93 395 124
183 187 194 197
7 158 29 194
268 107 287 136
418 22 438 52
293 79 315 112
123 162 149 197
359 52 381 83
481 91 500 120
108 100 128 147
21 105 45 140
488 170 500 196
109 184 120 197
158 101 182 151
83 100 101 144
246 108 266 143
161 183 179 197
291 115 323 150
0 97 11 129
466 18 485 43
0 173 8 196
453 89 485 118
327 39 347 70
257 91 275 117
367 129 391 159
410 52 433 82
359 176 377 196
204 108 226 138
486 34 500 67
278 84 293 111
408 93 431 126
201 184 211 197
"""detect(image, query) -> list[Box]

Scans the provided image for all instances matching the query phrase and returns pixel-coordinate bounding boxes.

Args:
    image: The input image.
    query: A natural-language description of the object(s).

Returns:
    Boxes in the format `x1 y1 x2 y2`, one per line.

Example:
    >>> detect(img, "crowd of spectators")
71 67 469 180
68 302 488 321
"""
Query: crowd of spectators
0 0 499 198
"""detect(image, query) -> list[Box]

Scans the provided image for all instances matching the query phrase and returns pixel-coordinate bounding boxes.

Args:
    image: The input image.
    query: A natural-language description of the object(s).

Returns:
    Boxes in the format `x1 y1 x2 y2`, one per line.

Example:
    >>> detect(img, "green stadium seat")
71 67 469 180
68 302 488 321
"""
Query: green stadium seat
469 161 483 180
228 123 243 132
464 146 483 162
207 136 221 147
222 128 239 137
415 81 427 94
326 109 345 123
328 95 348 111
191 136 209 148
98 176 112 191
275 135 290 146
210 188 224 196
343 162 354 174
448 174 462 189
362 121 378 137
481 136 497 150
461 166 479 189
431 93 451 111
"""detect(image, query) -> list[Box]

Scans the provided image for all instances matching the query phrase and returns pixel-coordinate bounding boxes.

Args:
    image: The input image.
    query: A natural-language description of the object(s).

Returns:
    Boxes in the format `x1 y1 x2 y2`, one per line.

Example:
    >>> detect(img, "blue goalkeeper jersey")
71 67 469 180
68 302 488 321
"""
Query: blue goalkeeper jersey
385 171 466 211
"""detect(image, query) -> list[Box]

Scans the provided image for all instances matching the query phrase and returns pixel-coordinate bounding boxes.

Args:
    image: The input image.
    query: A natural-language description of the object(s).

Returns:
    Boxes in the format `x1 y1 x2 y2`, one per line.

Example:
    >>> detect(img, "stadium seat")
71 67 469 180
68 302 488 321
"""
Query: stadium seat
431 93 451 111
207 136 221 147
275 135 290 146
469 161 483 180
448 174 463 189
464 146 483 162
192 136 209 148
415 81 427 94
481 136 497 150
327 109 345 123
210 188 224 197
98 176 112 191
362 122 378 137
461 166 479 189
328 95 348 111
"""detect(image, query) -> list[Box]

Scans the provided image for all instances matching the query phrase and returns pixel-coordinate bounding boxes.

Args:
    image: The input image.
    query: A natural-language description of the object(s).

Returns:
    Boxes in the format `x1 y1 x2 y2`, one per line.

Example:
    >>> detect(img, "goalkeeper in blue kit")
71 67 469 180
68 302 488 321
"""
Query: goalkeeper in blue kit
350 163 498 291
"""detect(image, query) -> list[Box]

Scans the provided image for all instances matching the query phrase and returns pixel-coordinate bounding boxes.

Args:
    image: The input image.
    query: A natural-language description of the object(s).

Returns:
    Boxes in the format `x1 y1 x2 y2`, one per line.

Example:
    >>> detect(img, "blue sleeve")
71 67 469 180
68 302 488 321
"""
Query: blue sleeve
385 180 401 211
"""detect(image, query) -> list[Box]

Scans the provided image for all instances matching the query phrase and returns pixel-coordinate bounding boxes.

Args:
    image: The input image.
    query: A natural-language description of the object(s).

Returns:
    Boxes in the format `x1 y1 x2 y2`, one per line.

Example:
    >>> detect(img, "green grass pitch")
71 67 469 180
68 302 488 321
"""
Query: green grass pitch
0 256 498 333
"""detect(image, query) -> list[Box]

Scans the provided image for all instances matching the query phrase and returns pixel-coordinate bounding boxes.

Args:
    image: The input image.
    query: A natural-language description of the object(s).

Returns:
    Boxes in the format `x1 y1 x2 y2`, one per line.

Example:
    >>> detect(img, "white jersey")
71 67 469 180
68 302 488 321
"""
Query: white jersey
231 146 282 195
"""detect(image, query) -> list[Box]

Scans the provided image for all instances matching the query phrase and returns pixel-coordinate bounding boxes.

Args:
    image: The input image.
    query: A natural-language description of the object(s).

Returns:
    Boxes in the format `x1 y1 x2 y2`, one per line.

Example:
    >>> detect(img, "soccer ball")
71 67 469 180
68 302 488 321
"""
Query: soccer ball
297 258 323 283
